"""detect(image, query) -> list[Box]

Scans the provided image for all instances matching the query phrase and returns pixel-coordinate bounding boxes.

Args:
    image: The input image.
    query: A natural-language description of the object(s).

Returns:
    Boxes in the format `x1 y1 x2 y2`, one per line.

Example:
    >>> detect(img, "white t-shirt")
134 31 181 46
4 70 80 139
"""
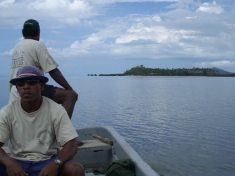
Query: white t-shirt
0 97 78 161
9 39 59 102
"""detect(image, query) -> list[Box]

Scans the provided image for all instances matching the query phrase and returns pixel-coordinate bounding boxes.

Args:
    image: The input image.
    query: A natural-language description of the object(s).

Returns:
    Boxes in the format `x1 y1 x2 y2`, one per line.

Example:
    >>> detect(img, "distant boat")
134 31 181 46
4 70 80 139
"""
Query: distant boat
3 126 159 176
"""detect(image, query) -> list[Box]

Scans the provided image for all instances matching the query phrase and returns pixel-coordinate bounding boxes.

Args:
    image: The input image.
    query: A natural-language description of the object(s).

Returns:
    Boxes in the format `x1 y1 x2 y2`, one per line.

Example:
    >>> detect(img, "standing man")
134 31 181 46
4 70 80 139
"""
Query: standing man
9 19 78 119
0 66 84 176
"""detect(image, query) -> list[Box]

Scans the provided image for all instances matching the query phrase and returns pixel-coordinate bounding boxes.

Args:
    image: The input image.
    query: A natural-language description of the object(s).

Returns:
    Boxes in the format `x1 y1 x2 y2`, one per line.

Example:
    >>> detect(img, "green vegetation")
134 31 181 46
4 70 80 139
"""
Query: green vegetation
89 65 235 76
123 65 235 76
99 73 124 76
87 74 97 76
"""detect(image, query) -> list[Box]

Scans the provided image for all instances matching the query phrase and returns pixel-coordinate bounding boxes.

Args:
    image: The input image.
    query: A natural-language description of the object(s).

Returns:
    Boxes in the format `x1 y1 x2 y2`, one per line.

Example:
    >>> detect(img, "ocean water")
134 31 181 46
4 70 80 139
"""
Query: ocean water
1 76 235 176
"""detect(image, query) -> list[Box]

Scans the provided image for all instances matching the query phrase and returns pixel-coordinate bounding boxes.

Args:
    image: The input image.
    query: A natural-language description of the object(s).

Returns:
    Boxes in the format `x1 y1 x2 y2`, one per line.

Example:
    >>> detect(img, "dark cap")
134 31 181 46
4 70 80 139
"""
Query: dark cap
23 19 40 30
10 66 48 85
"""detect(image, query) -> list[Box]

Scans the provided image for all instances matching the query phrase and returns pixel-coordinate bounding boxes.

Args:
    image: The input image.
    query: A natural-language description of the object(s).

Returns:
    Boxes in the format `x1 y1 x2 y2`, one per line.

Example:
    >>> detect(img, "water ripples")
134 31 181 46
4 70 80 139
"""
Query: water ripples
2 76 235 176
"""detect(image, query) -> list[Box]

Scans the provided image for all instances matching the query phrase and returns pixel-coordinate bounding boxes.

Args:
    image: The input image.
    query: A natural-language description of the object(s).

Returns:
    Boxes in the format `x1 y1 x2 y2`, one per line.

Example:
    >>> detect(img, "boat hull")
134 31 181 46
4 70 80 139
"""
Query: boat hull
75 126 159 176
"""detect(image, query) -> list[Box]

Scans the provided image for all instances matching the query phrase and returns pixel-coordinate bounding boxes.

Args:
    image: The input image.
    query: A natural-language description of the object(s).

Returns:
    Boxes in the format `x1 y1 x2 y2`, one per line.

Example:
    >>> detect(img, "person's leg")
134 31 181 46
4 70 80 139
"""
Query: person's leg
60 161 85 176
0 163 7 176
52 88 78 119
0 159 31 176
41 85 78 119
30 156 57 175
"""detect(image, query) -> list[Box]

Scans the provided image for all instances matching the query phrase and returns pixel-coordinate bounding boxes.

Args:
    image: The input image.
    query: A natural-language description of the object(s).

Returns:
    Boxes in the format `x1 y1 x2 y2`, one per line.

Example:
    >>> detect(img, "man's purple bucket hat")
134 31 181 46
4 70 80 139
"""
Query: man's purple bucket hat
10 66 48 85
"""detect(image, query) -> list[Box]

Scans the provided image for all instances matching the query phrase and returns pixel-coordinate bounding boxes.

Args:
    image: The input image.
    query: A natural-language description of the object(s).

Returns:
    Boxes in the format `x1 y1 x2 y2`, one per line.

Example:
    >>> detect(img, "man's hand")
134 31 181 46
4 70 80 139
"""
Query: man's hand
39 161 59 176
5 157 28 176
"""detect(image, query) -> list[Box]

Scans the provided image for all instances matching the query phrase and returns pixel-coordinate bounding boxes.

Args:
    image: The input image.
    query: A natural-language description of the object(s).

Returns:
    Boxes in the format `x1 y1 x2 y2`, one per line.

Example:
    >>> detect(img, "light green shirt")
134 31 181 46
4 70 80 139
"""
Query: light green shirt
9 39 58 102
0 97 78 161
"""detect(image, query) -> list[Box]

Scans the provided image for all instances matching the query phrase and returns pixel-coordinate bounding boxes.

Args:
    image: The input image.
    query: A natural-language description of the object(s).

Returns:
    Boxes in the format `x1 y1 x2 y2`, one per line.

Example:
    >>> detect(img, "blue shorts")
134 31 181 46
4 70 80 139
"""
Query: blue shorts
0 156 63 176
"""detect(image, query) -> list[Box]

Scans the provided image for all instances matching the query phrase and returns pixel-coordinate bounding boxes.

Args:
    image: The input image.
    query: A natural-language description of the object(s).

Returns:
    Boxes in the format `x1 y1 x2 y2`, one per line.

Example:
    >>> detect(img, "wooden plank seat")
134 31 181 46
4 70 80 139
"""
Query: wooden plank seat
78 139 112 152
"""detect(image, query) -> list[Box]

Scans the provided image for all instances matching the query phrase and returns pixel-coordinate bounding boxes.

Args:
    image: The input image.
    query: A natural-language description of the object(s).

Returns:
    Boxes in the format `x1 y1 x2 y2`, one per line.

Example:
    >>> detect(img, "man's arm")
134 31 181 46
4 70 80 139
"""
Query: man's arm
0 142 9 165
0 142 28 176
39 138 77 175
49 68 73 90
56 138 78 162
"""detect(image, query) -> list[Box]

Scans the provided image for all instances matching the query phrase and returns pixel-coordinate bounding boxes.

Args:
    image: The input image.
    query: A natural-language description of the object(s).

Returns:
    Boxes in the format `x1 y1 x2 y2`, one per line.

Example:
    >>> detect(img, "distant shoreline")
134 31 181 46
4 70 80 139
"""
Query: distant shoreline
88 65 235 77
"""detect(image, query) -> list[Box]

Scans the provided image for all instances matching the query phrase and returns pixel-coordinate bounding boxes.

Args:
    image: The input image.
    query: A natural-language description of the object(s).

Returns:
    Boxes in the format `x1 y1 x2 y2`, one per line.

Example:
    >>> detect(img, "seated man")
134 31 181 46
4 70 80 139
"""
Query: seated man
0 66 84 176
9 19 78 119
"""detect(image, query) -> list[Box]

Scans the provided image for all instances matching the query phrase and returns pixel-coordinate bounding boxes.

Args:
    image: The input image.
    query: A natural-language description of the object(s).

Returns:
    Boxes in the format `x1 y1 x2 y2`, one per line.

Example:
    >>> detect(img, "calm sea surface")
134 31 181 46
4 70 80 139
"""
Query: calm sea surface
1 76 235 176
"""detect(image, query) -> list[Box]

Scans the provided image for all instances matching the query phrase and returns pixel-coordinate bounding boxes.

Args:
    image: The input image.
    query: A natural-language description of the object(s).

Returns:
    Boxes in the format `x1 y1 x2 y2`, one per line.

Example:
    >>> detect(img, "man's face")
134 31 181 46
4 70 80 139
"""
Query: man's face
16 79 44 103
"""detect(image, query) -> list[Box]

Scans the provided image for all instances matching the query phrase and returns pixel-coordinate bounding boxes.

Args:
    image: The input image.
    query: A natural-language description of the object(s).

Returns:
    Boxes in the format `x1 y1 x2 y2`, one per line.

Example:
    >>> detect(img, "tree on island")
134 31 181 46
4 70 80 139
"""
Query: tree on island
89 65 234 77
122 65 235 76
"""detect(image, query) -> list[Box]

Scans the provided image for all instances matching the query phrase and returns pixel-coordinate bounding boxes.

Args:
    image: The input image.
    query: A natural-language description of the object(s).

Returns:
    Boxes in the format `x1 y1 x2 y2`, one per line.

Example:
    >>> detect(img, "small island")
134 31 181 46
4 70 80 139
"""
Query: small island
88 65 235 77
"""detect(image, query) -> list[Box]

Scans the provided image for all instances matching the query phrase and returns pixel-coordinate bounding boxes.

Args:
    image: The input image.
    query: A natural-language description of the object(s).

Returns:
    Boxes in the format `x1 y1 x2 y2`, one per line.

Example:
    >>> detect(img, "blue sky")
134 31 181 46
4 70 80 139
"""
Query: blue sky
0 0 235 76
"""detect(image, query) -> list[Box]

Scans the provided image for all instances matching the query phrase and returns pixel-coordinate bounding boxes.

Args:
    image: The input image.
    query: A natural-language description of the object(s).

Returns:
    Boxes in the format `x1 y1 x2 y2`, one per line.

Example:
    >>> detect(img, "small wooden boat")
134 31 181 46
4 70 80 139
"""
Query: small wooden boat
75 126 159 176
3 126 159 176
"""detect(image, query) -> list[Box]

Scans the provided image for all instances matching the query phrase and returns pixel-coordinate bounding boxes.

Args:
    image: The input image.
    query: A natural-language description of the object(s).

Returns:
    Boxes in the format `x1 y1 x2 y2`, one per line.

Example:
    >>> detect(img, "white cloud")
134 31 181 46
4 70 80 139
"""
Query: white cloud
197 1 224 14
28 0 90 11
0 0 96 28
87 0 179 5
44 5 235 62
185 16 197 19
44 39 57 46
70 41 80 49
195 60 235 67
85 33 102 44
27 0 95 25
0 0 235 74
68 33 104 50
0 0 15 7
0 50 11 56
115 19 197 44
153 16 162 22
